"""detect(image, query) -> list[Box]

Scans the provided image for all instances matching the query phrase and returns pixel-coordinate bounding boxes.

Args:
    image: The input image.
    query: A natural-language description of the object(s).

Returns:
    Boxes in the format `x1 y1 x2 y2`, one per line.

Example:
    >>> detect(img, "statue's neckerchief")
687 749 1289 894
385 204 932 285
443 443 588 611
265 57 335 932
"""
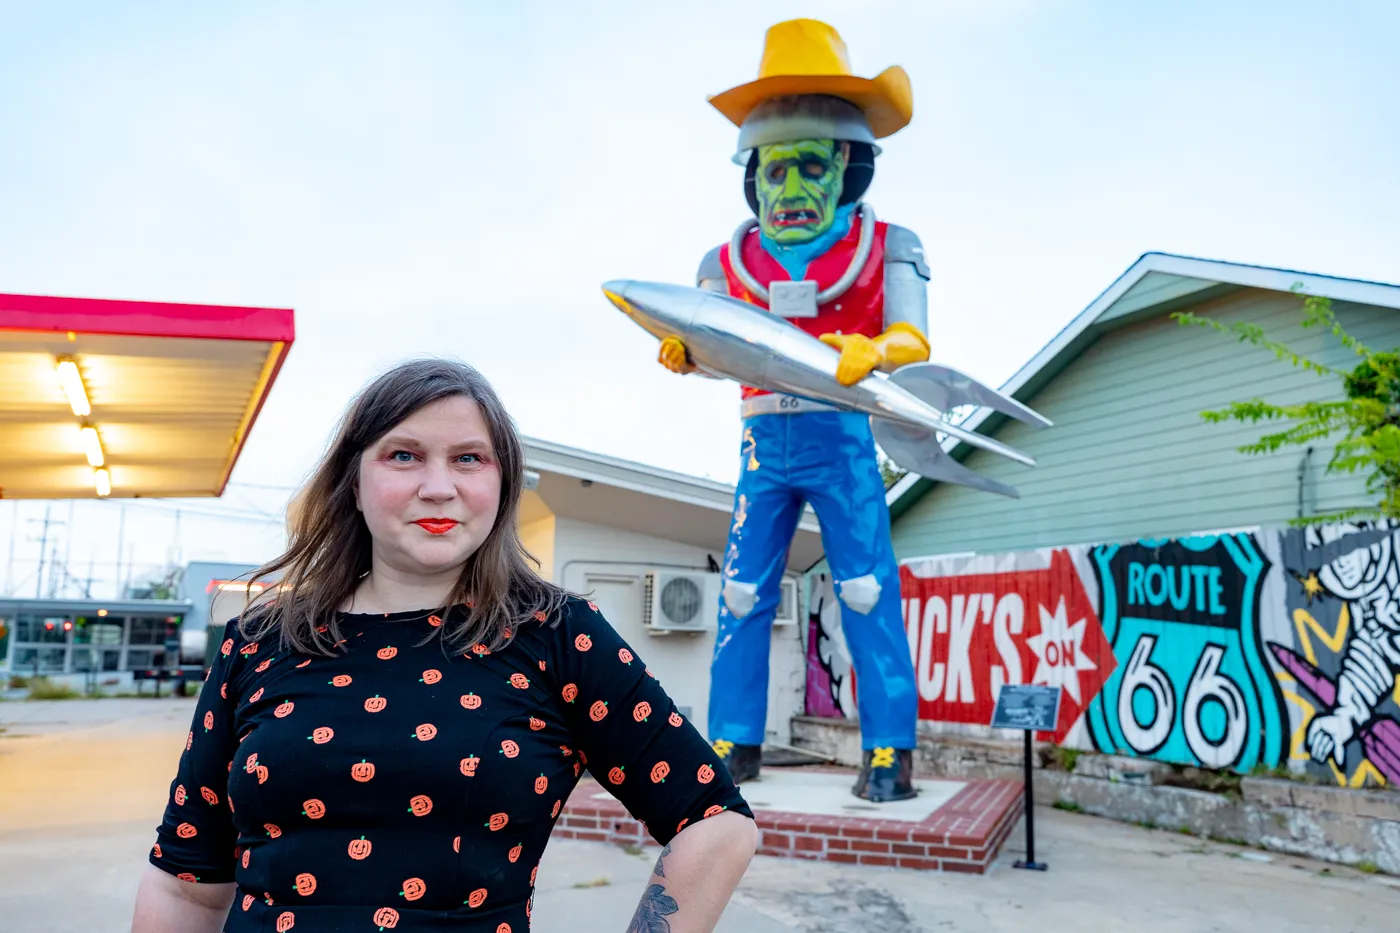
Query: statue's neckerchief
759 202 857 280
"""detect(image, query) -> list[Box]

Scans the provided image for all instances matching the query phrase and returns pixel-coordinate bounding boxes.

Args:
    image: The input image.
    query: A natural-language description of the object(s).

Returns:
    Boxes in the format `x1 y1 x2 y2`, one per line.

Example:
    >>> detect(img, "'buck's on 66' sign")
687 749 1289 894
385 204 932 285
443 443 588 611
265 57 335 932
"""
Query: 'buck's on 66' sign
898 549 1117 742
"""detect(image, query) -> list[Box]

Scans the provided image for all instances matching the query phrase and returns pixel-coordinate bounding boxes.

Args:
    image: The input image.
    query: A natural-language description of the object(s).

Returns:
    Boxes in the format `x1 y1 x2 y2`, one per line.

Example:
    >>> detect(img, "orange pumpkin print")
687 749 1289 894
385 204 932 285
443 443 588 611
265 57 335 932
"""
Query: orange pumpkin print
579 750 587 765
243 848 251 868
669 711 683 727
420 669 442 684
497 925 512 933
176 822 197 838
531 864 539 886
242 893 254 910
618 647 634 664
466 888 488 908
550 799 561 818
650 761 670 783
562 683 578 703
276 911 296 932
201 786 219 806
265 823 281 838
534 774 548 794
249 687 265 703
428 614 442 627
487 812 509 831
221 682 227 699
221 638 234 657
538 660 547 671
608 766 626 785
348 836 372 860
587 600 599 612
500 739 520 758
274 701 295 718
460 755 480 776
255 764 269 784
408 794 433 817
508 842 523 863
153 843 163 858
364 695 387 713
414 723 438 741
293 872 316 896
401 877 426 901
528 716 546 731
574 633 592 651
310 726 334 744
676 818 689 833
255 658 272 673
373 906 399 929
453 835 461 853
697 763 715 784
177 872 198 882
174 784 187 805
351 760 375 782
704 805 726 818
202 711 214 731
509 672 530 689
186 730 192 751
471 643 490 656
330 674 352 687
534 610 547 622
377 646 397 660
574 761 581 778
296 658 312 668
460 692 482 710
302 799 326 819
589 700 609 722
633 701 651 722
242 642 259 656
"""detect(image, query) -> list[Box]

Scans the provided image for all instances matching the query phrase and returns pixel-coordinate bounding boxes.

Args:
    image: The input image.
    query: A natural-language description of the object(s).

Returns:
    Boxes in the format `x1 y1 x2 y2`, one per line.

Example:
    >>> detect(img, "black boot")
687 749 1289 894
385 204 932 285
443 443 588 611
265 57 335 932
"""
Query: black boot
712 739 762 784
852 747 917 802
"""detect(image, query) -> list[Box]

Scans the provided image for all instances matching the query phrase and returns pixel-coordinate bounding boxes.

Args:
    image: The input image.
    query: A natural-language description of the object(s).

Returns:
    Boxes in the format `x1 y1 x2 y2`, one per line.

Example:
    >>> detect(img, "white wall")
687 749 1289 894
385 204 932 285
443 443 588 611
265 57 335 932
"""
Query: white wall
551 516 805 747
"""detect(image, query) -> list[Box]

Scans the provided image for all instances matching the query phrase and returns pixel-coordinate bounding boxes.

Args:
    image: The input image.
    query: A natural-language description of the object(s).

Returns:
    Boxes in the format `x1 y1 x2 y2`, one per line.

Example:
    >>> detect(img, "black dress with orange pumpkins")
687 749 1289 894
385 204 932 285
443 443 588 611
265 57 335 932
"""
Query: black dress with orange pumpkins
149 596 752 932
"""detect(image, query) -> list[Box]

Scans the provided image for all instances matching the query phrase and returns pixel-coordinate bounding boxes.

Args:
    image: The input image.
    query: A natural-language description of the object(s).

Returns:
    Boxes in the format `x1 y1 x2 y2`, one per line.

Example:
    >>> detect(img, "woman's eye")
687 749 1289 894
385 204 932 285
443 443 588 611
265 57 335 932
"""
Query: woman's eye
458 453 481 464
391 451 415 463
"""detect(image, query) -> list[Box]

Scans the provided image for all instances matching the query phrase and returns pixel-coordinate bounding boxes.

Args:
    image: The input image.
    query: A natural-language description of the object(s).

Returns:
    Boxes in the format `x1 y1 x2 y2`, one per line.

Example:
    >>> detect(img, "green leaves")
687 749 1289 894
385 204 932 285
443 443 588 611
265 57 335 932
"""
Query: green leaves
1177 292 1400 523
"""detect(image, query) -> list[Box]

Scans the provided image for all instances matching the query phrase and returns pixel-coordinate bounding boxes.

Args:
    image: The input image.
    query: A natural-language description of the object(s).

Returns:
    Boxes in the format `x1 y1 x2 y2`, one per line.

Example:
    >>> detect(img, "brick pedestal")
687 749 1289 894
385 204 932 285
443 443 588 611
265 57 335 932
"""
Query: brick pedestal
554 772 1024 874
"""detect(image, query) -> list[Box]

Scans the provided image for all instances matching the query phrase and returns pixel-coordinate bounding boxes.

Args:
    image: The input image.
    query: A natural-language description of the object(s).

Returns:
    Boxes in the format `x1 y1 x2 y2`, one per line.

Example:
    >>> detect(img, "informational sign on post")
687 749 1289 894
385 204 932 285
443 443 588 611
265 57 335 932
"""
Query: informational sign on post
990 684 1063 871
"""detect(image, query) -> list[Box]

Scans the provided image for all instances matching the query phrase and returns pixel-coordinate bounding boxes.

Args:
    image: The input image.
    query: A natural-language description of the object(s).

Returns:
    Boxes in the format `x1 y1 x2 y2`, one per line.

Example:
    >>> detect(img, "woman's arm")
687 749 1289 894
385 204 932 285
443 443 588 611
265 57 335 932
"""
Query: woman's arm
131 864 235 933
624 810 757 933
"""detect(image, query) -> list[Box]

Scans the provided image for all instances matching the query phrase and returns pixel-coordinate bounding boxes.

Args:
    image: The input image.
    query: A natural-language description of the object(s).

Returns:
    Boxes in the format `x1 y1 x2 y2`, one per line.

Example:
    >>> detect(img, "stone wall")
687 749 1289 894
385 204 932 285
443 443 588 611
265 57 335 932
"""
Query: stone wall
791 715 1400 873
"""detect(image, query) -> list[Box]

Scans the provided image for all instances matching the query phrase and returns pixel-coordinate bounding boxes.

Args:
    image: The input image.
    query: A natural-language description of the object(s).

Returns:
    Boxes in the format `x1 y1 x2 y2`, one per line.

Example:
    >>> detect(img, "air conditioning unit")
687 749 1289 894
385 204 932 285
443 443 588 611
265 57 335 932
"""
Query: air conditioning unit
643 571 720 634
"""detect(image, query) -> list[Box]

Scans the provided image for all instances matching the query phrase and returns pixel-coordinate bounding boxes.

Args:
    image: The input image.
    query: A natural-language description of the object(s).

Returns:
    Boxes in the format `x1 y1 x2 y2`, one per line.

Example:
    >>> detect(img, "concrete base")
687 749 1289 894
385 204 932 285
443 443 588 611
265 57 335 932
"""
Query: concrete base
557 768 1024 874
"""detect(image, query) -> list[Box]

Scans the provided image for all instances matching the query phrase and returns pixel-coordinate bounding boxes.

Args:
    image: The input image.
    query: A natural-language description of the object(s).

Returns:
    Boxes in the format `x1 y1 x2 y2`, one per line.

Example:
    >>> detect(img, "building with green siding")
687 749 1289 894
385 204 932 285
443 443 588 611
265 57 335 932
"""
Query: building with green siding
878 252 1400 564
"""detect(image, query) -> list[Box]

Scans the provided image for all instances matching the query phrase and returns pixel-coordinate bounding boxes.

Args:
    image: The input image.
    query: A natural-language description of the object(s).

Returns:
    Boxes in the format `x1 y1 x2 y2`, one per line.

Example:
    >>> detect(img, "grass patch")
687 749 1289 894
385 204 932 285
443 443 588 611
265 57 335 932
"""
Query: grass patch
1356 860 1381 874
26 677 81 700
8 675 29 689
572 877 611 888
1051 799 1082 813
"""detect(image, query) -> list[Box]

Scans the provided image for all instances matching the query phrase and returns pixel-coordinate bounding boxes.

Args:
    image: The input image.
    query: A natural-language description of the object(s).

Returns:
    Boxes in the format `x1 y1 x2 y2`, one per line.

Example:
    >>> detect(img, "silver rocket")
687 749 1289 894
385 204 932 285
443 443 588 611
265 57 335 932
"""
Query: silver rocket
601 279 1051 499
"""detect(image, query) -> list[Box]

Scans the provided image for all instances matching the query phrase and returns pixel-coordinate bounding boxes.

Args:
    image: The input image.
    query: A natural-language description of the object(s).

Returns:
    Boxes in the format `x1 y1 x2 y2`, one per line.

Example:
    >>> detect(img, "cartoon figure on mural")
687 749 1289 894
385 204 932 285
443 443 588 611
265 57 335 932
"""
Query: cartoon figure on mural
1274 521 1400 785
655 19 926 801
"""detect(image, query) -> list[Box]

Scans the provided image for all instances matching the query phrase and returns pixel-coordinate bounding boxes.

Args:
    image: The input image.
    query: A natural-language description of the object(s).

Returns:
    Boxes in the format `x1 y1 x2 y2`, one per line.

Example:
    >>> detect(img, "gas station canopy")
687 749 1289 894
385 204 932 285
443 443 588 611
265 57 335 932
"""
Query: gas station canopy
0 292 294 500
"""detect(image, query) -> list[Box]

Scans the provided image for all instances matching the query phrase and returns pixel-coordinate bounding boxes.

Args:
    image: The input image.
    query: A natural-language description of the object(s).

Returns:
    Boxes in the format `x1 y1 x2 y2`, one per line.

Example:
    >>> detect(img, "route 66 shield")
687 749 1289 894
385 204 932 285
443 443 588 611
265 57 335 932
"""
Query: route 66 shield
1085 533 1285 772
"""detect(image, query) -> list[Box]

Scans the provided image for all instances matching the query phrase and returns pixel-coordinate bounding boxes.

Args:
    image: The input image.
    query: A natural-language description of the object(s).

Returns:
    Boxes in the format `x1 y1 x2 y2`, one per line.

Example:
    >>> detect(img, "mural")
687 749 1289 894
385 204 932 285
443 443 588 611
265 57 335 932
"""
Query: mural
804 520 1400 787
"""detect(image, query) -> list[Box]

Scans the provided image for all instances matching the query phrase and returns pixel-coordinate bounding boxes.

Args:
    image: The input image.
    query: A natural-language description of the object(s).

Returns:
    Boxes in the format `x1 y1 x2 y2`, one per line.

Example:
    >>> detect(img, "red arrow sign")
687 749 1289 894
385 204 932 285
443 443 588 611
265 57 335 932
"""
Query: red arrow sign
898 548 1116 743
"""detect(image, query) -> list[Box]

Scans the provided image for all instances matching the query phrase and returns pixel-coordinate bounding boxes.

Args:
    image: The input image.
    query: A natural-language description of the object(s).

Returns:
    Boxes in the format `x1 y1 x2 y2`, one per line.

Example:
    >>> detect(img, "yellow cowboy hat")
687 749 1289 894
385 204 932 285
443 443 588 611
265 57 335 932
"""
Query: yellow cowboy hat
708 19 912 139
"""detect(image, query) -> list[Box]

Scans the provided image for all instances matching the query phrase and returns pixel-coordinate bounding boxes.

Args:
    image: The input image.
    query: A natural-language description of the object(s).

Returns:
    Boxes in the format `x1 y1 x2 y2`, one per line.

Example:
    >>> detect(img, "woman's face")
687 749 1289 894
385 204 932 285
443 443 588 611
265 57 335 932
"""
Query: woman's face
356 395 503 580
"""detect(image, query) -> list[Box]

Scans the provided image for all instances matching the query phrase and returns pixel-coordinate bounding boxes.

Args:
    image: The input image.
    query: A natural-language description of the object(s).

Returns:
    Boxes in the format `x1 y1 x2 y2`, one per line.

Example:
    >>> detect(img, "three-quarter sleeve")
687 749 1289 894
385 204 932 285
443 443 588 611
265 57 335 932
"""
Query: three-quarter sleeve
148 619 243 883
549 598 752 845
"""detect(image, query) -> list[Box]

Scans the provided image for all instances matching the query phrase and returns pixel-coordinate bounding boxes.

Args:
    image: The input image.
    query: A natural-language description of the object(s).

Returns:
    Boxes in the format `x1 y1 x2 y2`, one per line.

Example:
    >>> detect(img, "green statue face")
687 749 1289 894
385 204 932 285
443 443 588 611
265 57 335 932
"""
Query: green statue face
755 138 849 244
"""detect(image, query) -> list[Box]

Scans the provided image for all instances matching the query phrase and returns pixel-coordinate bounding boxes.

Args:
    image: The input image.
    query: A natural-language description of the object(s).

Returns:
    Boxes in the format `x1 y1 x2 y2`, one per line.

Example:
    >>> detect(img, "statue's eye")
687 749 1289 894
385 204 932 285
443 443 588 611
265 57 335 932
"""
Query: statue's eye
802 159 827 178
765 162 787 184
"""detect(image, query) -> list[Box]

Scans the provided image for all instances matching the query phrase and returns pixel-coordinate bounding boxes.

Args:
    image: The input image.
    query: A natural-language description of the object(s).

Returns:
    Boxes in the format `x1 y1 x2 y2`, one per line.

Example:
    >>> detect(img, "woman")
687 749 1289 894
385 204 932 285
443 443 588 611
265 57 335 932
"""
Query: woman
132 359 758 932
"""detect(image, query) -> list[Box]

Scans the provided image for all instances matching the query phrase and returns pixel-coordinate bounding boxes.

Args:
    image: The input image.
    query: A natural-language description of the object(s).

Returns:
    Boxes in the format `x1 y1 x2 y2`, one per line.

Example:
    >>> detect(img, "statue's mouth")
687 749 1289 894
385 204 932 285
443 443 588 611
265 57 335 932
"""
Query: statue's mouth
770 209 820 228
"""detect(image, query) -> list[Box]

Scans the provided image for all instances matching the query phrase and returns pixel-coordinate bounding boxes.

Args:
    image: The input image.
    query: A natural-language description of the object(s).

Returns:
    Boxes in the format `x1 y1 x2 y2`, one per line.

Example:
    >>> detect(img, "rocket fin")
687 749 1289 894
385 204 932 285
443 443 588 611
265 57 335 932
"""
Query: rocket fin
887 363 1052 429
871 420 1021 499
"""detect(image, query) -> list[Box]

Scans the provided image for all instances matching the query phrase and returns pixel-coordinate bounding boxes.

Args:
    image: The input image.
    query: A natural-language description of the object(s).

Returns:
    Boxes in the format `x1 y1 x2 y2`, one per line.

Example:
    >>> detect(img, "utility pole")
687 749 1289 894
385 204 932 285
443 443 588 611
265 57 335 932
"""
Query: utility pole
115 503 127 600
62 500 75 598
33 503 55 599
4 501 17 597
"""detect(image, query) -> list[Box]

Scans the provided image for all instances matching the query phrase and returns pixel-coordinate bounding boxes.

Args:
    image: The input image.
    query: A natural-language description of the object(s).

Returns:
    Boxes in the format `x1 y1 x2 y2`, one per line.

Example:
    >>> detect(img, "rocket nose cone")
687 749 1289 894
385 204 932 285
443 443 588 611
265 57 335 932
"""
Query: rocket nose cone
600 281 637 315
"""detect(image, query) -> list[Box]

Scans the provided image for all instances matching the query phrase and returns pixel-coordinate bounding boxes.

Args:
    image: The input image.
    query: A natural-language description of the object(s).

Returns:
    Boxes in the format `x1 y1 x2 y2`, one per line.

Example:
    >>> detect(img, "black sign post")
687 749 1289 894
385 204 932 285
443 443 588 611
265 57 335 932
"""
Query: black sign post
990 683 1061 872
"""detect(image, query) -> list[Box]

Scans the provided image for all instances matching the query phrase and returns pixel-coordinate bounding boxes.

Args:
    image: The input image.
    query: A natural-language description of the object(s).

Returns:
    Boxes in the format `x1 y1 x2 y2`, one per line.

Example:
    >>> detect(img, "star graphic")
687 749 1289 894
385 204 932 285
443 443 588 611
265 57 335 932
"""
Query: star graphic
1290 570 1326 604
1026 597 1098 704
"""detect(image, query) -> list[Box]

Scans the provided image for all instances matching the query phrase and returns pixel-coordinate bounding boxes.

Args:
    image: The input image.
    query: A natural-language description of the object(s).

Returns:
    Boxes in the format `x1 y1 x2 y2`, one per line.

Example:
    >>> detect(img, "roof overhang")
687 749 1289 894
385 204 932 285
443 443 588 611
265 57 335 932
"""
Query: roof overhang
0 292 294 500
887 252 1400 518
522 436 823 573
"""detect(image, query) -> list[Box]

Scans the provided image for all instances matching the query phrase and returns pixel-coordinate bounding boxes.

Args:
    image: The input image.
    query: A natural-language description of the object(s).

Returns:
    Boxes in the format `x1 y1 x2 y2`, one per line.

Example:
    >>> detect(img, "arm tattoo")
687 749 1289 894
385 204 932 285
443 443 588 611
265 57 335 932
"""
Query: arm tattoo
627 844 678 933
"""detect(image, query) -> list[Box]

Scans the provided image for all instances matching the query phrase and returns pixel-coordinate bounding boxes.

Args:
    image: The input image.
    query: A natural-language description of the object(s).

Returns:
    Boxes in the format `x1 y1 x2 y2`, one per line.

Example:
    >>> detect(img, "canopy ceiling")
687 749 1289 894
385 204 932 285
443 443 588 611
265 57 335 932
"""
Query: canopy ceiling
0 291 294 499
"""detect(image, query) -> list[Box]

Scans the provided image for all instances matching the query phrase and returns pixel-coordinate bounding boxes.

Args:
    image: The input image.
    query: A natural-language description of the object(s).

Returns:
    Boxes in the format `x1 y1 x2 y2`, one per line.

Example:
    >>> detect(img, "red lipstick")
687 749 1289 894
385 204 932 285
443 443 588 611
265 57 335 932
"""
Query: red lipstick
414 519 459 535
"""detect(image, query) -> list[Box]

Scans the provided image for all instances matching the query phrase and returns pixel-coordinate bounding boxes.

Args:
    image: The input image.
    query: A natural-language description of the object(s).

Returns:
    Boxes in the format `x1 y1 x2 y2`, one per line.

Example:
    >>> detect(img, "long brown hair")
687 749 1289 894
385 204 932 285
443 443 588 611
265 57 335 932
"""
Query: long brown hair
238 358 568 656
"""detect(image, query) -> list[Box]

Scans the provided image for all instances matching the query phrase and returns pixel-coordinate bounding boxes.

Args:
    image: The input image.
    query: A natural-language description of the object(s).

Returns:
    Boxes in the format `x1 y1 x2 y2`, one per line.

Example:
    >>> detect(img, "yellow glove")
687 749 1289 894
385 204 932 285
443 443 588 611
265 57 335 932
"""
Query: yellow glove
819 323 930 386
658 336 696 375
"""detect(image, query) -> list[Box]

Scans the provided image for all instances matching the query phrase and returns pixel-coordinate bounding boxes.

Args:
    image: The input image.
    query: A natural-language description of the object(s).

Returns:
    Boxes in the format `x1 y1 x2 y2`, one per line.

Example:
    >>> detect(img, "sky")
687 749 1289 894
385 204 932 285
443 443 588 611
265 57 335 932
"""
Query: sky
1 0 1397 597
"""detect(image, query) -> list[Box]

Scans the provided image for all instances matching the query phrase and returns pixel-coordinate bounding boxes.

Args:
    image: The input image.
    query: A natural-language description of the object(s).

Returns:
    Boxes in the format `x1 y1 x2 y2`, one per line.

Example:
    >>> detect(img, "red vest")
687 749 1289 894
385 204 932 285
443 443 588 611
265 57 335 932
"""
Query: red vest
719 213 889 399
